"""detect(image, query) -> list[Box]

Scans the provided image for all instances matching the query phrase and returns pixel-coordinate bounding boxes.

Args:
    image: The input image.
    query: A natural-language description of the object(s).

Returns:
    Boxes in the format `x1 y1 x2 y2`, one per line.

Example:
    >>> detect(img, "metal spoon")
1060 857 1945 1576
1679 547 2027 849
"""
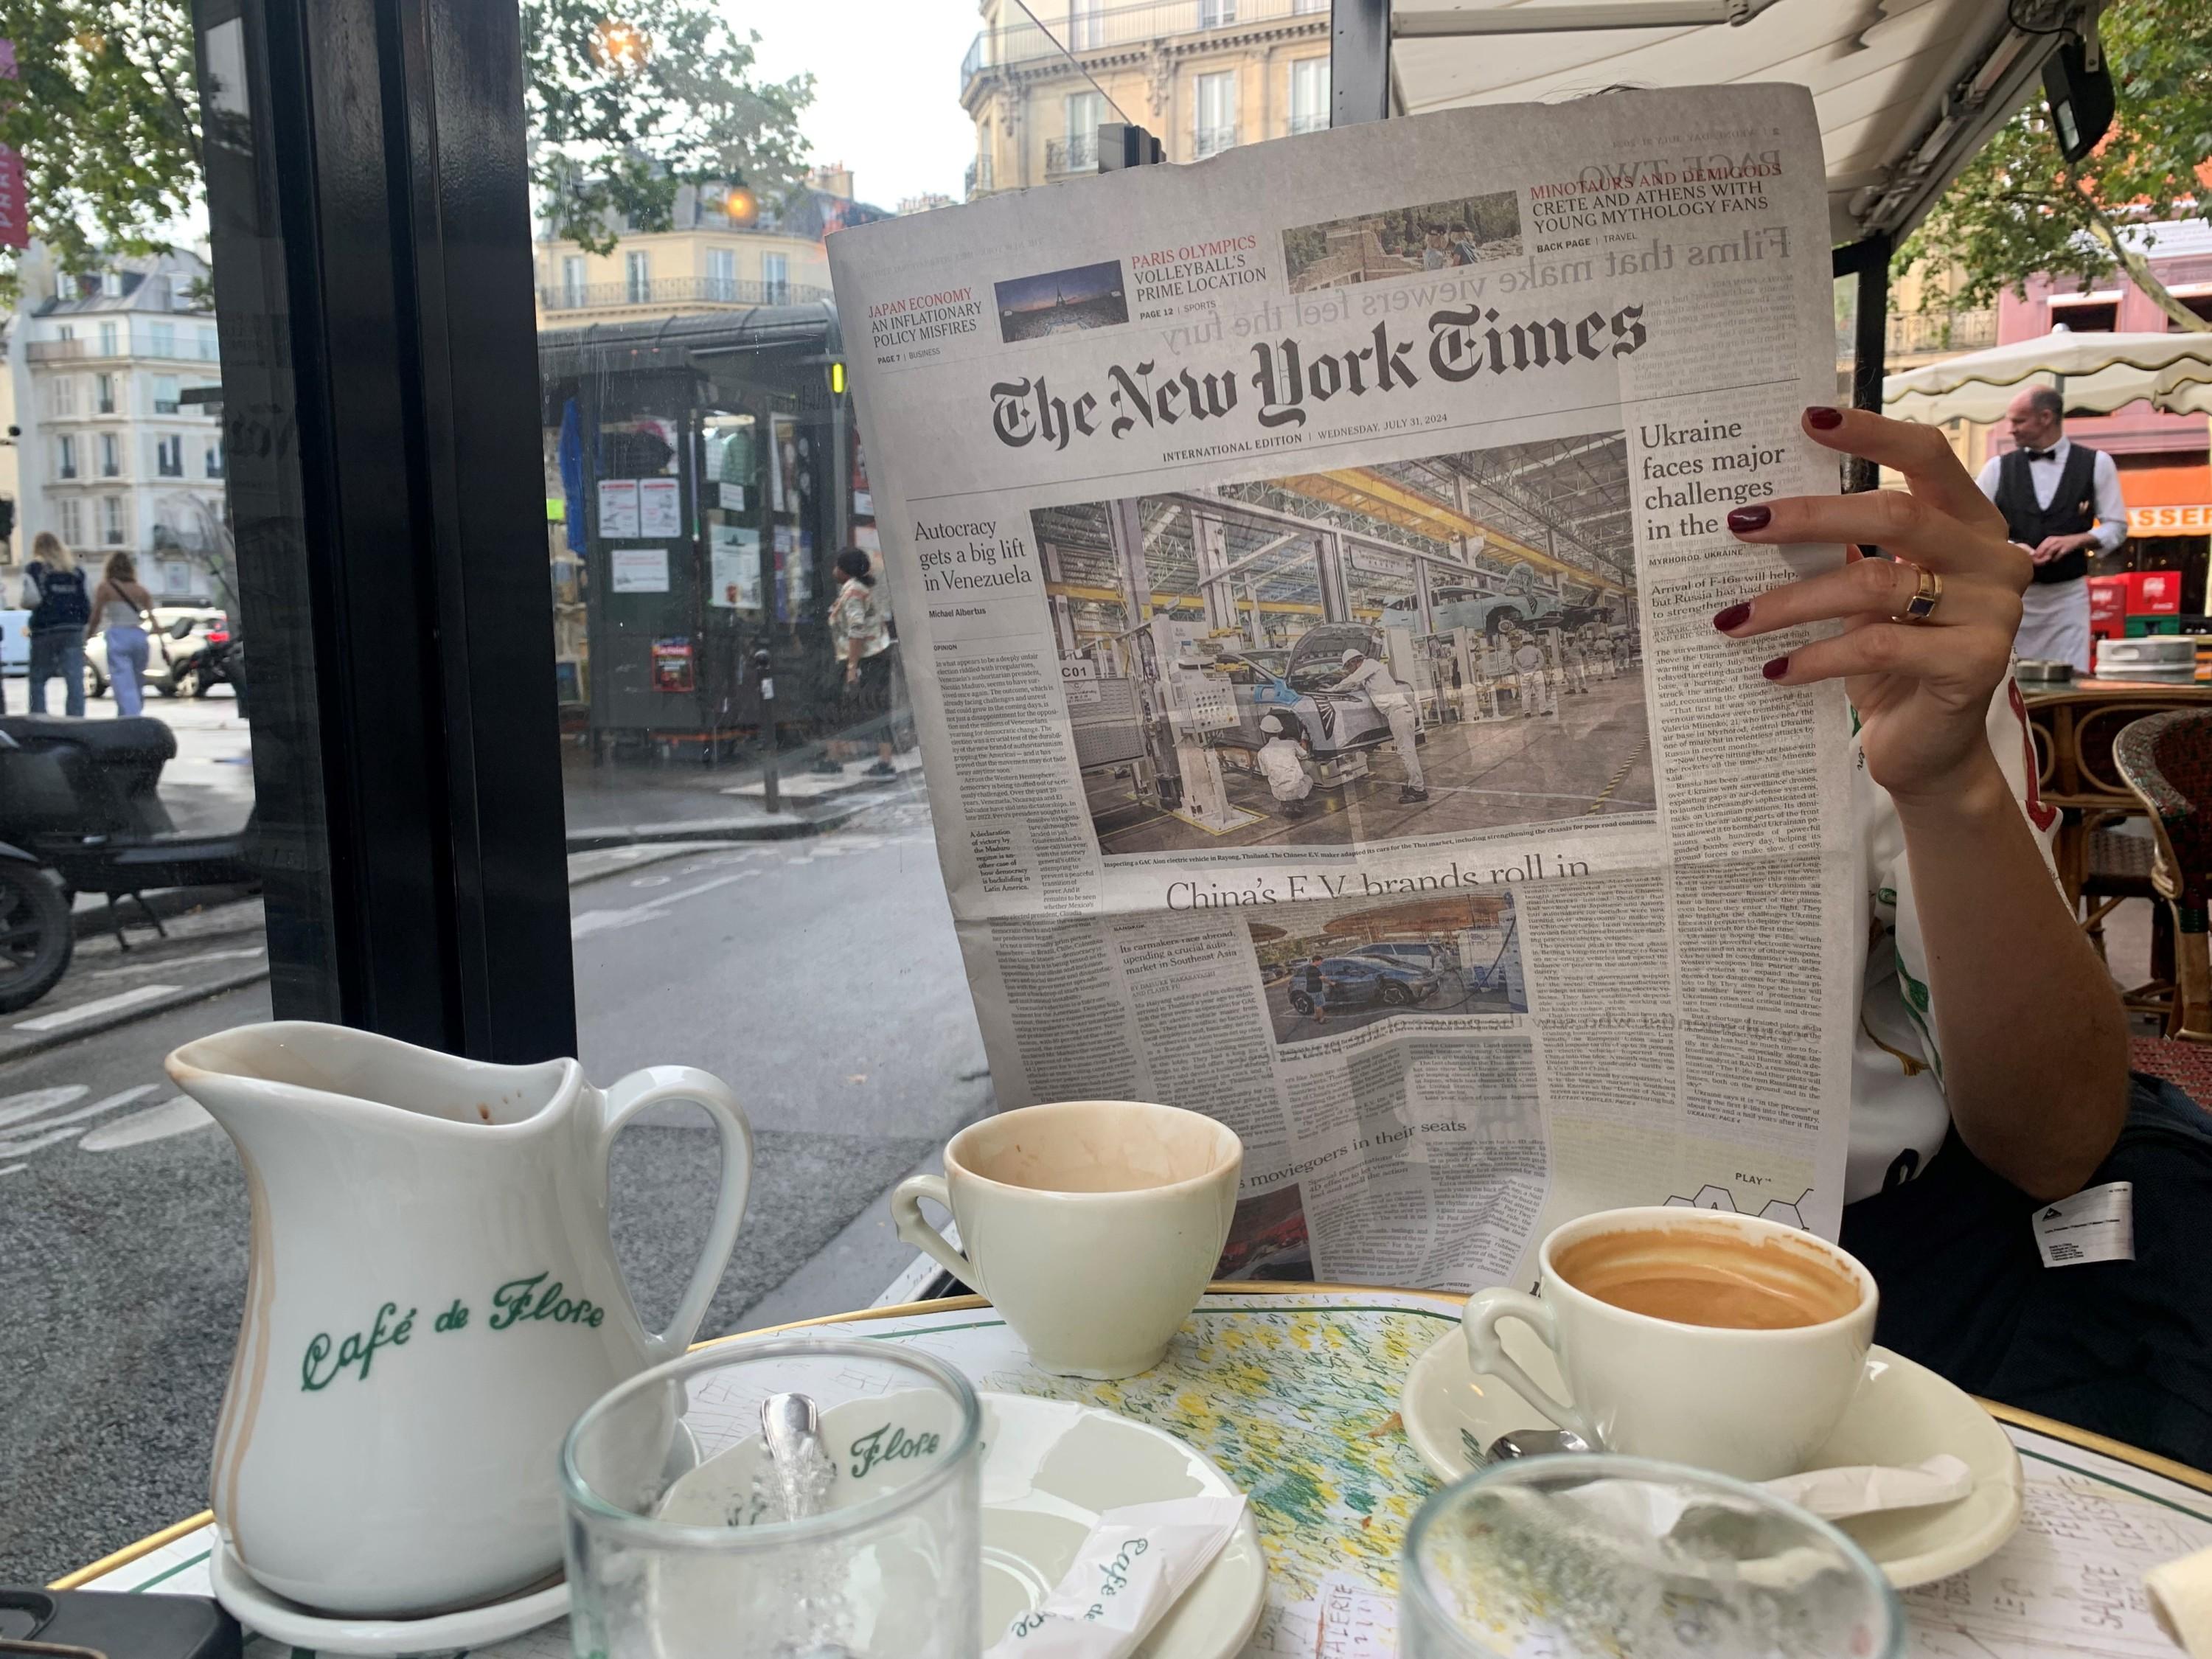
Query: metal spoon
760 1391 827 1520
1485 1427 1593 1462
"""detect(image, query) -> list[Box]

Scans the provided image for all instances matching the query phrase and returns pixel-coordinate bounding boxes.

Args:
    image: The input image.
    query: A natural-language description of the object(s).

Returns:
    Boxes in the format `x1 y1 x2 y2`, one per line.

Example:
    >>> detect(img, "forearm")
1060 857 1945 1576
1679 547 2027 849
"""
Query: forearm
1893 748 2129 1199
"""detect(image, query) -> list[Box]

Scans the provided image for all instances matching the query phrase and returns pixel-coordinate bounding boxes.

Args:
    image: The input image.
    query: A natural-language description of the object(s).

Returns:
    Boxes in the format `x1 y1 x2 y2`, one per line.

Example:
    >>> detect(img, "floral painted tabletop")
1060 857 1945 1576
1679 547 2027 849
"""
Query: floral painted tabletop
70 1287 2212 1657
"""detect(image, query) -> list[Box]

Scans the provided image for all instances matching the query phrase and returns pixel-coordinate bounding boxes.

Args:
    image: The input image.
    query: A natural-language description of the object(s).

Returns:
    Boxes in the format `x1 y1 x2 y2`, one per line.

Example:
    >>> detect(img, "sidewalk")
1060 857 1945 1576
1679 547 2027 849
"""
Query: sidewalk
1 840 739 1068
558 742 924 846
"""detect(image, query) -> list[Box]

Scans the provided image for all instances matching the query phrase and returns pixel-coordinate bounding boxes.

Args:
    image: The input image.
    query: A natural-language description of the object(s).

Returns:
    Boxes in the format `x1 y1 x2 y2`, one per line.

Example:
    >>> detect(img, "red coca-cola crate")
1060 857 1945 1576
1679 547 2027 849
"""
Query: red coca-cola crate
2089 575 2129 643
2124 568 2184 614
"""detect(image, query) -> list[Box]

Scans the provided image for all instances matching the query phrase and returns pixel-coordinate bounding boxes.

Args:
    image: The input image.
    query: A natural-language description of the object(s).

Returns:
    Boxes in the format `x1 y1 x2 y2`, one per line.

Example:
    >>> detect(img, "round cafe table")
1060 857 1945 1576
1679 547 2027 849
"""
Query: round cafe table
56 1283 2212 1657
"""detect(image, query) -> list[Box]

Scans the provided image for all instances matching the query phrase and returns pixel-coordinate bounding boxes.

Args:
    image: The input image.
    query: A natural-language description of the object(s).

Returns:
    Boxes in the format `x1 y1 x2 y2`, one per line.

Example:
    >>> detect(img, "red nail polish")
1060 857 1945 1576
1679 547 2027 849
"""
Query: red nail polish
1727 506 1771 533
1712 603 1750 631
1761 656 1790 681
1804 406 1845 430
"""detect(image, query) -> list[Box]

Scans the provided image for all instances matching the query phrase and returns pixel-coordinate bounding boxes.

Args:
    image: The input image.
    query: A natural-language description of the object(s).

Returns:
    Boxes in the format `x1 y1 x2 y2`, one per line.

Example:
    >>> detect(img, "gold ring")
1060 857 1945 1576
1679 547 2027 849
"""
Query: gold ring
1898 563 1942 624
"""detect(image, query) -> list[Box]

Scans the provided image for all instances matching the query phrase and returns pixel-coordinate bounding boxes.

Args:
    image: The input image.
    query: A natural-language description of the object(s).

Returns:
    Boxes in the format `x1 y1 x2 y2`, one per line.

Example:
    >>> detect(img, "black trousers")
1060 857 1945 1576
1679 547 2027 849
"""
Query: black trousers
1840 1074 2212 1472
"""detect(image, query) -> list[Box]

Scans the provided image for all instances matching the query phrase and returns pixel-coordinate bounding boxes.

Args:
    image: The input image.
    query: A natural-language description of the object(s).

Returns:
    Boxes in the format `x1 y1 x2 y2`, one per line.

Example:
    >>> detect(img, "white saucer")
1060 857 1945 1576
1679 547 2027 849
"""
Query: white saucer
209 1545 566 1657
1400 1328 2023 1588
661 1391 1267 1659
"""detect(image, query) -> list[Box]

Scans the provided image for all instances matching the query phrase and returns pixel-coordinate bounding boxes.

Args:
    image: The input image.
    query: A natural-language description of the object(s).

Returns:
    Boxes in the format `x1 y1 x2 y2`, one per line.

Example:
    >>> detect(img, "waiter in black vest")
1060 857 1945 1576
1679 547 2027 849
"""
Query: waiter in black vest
1975 385 2127 673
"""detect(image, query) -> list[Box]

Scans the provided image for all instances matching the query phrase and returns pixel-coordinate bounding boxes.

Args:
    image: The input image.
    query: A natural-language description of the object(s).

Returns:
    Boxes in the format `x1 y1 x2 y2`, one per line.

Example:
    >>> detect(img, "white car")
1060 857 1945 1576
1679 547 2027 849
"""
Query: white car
84 607 232 699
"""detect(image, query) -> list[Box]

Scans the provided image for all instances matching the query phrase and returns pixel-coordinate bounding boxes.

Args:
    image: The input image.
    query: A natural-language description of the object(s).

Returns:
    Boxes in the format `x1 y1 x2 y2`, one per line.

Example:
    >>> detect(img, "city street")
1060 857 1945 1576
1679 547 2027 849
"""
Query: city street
0 700 990 1582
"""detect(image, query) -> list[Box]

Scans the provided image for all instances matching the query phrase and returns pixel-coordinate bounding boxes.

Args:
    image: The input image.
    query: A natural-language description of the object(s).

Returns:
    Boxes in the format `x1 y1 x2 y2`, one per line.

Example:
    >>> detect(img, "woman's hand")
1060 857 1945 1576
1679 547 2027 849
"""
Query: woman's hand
845 662 860 686
1714 407 2030 804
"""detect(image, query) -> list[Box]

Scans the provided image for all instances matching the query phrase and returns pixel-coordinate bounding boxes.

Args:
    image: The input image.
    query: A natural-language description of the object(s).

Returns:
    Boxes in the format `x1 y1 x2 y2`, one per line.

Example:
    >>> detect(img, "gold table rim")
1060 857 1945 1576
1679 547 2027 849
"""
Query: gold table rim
50 1279 2212 1589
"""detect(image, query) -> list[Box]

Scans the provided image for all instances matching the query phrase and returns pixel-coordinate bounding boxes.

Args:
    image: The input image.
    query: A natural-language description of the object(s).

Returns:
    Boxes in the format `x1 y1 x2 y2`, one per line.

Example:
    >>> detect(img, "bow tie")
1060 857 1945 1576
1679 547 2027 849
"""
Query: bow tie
2024 448 2060 462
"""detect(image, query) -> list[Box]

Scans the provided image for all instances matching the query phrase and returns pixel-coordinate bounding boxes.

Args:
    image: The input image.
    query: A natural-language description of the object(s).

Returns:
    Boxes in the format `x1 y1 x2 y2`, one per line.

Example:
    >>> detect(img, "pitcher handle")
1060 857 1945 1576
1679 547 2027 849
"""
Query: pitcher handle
599 1066 754 1362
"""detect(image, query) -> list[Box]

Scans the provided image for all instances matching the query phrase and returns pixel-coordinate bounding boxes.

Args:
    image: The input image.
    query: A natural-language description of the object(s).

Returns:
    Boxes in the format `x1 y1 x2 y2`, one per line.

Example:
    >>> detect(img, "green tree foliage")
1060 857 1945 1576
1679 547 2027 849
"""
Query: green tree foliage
1901 0 2212 331
0 4 202 282
0 0 815 293
523 0 813 254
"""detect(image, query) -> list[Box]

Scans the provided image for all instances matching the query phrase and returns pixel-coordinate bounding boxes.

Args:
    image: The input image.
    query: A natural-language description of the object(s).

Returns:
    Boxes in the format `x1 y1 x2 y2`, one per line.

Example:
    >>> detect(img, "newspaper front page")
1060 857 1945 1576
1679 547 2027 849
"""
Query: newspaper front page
830 86 1856 1293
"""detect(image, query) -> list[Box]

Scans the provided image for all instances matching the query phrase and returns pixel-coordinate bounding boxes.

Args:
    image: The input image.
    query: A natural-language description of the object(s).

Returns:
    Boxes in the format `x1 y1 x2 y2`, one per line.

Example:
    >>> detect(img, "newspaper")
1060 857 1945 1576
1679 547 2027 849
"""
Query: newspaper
830 86 1855 1291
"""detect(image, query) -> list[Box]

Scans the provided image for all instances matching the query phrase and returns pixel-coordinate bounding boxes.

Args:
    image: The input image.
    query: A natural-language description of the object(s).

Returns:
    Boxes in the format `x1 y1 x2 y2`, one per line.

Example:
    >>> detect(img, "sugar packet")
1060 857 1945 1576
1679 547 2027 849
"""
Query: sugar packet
985 1495 1249 1659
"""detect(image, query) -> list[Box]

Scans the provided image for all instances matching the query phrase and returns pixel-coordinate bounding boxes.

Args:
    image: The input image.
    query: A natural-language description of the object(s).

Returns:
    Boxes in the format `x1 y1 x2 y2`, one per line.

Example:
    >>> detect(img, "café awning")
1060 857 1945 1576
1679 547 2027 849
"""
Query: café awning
1882 328 2212 425
1384 0 2087 246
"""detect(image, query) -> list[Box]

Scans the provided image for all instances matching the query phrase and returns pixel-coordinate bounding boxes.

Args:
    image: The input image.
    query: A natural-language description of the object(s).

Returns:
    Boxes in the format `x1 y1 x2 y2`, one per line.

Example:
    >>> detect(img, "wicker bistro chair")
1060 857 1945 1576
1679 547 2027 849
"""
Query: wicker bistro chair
2112 710 2212 1043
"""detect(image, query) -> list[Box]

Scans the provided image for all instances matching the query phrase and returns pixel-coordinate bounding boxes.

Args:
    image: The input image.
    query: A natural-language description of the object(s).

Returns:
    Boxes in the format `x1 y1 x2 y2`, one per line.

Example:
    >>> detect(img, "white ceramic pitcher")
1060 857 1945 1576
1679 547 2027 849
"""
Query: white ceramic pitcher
167 1021 753 1618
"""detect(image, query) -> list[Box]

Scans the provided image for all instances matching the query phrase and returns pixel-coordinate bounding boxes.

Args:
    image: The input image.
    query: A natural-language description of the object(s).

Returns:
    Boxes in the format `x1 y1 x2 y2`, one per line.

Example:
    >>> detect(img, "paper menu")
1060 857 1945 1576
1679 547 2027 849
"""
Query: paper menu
596 478 639 538
639 476 682 538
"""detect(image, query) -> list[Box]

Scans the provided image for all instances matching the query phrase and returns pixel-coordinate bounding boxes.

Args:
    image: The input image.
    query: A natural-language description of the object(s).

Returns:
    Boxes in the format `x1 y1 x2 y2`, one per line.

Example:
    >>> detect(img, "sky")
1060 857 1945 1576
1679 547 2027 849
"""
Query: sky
748 0 984 209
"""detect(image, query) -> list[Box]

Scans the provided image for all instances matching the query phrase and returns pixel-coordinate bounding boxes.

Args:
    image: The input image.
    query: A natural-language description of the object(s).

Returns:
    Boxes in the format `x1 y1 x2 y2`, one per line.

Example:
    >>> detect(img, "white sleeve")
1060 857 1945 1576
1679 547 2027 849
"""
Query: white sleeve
1975 456 2003 501
2090 450 2129 552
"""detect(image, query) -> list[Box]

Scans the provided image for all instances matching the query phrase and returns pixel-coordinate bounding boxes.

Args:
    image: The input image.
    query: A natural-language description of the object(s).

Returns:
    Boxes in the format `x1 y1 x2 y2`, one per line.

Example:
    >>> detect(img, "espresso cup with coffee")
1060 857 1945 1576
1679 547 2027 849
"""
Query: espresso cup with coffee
1462 1206 1877 1482
891 1100 1242 1379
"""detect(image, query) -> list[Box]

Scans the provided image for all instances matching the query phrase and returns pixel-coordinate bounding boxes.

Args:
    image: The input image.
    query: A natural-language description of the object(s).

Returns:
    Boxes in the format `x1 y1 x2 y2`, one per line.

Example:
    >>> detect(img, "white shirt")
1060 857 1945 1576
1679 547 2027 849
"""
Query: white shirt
1974 437 2127 556
1256 737 1311 801
1336 657 1412 712
1512 644 1543 674
1847 676 2059 1203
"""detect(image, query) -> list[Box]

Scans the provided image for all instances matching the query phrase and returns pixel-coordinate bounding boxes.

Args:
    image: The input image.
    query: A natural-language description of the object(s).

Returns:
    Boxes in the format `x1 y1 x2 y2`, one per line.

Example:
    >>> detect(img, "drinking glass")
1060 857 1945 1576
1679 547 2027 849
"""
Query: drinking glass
1401 1454 1905 1659
562 1337 984 1659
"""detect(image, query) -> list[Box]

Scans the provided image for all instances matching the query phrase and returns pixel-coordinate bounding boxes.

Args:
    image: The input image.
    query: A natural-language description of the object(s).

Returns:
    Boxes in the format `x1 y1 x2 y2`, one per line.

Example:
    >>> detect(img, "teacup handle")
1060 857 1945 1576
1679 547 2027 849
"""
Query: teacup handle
890 1175 977 1292
1461 1287 1601 1447
599 1067 754 1361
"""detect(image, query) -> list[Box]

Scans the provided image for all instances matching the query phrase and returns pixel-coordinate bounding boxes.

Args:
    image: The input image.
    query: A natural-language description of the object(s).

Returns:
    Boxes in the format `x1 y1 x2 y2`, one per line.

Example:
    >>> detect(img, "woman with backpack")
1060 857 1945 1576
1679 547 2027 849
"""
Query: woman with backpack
16 531 91 717
90 552 156 718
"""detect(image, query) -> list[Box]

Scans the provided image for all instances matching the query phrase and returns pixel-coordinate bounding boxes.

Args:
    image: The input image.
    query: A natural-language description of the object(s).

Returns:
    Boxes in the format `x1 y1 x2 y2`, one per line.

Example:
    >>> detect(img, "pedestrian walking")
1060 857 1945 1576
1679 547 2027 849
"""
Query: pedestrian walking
91 552 156 718
17 532 91 717
1331 644 1426 802
1977 386 2124 674
816 546 898 779
1255 712 1313 819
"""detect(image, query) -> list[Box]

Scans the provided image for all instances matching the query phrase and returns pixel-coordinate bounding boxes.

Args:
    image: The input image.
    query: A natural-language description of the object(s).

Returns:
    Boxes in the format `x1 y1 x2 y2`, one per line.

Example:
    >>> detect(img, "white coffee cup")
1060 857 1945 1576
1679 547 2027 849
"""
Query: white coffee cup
891 1100 1242 1379
1463 1206 1878 1482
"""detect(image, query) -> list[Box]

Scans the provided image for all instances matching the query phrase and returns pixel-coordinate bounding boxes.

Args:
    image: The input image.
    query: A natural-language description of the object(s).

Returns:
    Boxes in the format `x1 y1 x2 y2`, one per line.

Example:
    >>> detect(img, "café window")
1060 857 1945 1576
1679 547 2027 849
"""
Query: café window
55 435 78 479
100 434 122 477
157 434 185 477
625 248 650 304
96 372 116 414
1194 71 1237 158
57 496 82 544
100 495 125 545
154 375 181 414
1289 57 1329 134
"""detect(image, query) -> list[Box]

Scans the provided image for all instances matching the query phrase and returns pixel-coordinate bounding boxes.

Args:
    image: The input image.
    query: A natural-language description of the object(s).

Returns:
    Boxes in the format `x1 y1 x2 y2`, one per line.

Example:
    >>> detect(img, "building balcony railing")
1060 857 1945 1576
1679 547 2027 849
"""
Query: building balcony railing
1193 124 1239 159
1287 109 1326 135
961 0 1326 92
1045 135 1099 178
537 276 830 313
966 157 994 198
27 338 220 364
1836 307 2000 361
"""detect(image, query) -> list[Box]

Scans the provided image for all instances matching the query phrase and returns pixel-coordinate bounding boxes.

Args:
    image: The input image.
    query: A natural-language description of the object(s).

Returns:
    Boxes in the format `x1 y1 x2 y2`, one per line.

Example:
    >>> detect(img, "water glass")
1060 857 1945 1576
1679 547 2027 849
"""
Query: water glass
1401 1454 1905 1659
562 1337 984 1659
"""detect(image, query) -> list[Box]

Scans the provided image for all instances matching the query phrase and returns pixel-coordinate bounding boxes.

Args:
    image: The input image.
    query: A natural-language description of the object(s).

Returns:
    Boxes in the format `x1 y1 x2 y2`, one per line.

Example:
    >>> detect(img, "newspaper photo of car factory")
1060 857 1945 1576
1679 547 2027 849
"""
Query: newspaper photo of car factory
1031 433 1649 855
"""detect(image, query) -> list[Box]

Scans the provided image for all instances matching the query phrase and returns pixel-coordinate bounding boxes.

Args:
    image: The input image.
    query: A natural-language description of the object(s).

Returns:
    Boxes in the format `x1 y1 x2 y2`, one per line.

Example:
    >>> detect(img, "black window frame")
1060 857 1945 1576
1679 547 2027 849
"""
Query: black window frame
194 0 576 1062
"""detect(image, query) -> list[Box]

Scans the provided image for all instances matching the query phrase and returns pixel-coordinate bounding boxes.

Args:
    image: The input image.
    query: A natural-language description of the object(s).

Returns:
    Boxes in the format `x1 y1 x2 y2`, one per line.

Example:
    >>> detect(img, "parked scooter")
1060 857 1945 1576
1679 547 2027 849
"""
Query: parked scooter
178 624 247 712
0 715 259 1012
